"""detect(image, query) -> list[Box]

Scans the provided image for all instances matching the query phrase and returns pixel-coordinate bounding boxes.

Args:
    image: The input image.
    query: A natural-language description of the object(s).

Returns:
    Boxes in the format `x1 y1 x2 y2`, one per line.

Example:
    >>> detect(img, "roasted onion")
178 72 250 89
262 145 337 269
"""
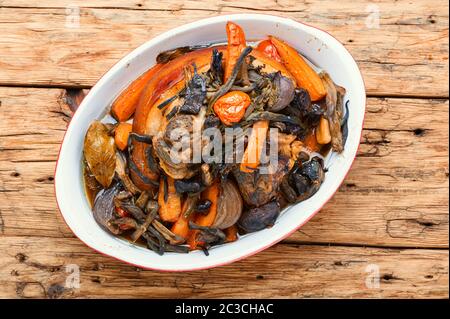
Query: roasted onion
212 180 243 229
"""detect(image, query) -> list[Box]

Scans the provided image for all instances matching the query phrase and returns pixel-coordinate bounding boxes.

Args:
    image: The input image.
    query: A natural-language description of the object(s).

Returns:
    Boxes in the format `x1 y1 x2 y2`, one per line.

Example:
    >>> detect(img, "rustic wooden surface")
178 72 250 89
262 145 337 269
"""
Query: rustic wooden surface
0 0 448 298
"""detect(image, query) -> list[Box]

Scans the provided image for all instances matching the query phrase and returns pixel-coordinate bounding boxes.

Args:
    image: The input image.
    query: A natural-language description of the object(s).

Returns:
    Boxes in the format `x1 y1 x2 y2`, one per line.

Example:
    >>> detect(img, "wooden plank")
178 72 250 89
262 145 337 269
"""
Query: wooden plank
0 236 447 298
0 0 448 97
0 87 448 247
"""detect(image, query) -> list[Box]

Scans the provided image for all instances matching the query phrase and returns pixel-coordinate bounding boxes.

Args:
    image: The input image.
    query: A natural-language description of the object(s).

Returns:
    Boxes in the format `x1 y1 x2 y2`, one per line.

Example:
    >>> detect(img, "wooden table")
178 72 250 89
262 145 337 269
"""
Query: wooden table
0 0 448 299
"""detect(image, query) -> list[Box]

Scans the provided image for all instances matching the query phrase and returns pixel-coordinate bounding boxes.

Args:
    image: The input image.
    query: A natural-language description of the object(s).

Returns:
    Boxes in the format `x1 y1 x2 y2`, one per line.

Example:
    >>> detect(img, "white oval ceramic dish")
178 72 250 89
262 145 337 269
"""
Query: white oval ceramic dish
55 14 365 271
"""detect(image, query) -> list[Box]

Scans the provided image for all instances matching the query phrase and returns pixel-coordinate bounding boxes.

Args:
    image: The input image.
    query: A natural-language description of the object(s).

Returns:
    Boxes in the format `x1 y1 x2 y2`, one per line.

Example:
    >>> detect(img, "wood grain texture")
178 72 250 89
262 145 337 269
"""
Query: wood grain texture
0 0 448 97
0 0 448 298
0 87 448 248
0 236 448 298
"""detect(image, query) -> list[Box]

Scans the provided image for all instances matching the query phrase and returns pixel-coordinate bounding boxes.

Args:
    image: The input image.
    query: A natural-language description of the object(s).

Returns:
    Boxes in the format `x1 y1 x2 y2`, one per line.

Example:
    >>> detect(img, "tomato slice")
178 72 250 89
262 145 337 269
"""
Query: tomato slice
213 91 251 126
256 39 282 63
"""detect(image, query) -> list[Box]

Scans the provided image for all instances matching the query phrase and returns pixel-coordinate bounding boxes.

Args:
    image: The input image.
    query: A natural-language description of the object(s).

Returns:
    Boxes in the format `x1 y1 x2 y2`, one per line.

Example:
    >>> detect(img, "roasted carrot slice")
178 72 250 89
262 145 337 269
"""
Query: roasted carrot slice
303 130 321 153
171 196 198 241
316 116 332 145
224 22 246 82
157 176 181 222
224 225 238 243
111 64 162 122
256 39 282 63
269 36 326 101
188 182 220 250
114 122 132 151
240 120 269 172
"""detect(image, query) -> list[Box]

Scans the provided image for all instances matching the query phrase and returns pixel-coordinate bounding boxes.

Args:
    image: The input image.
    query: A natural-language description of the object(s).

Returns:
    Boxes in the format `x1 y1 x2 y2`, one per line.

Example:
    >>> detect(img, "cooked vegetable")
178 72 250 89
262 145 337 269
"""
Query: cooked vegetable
269 36 326 101
234 156 290 207
224 21 246 82
238 201 280 234
93 183 121 234
316 116 332 145
213 180 243 229
115 151 140 195
111 64 162 122
158 176 181 222
321 72 346 152
114 122 132 151
83 21 348 255
213 91 251 126
240 120 269 172
188 182 220 250
268 72 296 112
257 39 282 63
224 225 239 243
84 121 116 188
171 195 198 240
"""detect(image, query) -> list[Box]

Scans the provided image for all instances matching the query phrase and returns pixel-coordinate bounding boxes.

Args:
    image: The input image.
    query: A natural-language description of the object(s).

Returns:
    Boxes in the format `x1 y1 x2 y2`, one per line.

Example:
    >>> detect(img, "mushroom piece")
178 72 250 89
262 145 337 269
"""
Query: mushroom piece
232 156 290 207
286 156 325 202
153 107 206 179
238 201 280 234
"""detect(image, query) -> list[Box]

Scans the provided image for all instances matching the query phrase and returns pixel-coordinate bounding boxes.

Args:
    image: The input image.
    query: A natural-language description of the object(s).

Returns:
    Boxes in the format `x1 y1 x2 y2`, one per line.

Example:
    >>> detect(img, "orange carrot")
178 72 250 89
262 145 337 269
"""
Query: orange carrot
224 22 246 82
188 182 220 250
171 196 196 240
240 120 269 172
114 122 132 151
224 225 238 243
304 130 321 153
269 36 326 101
157 176 181 222
111 64 163 122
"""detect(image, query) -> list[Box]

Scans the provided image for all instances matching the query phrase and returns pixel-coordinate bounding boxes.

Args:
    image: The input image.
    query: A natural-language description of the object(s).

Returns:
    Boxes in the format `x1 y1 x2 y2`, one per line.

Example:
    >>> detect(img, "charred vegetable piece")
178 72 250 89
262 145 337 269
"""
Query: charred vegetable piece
180 66 206 115
174 179 203 194
111 64 163 122
269 36 326 101
256 39 282 63
288 156 325 202
93 183 121 234
189 221 227 250
115 151 141 195
234 156 290 207
238 201 280 234
196 199 212 214
213 91 251 126
213 180 243 229
207 49 224 87
84 121 116 188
